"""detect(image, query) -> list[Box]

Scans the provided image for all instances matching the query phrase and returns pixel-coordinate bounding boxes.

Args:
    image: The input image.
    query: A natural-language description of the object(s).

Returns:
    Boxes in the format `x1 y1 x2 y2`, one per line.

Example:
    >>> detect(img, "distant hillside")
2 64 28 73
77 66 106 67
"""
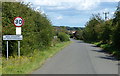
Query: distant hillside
53 26 84 31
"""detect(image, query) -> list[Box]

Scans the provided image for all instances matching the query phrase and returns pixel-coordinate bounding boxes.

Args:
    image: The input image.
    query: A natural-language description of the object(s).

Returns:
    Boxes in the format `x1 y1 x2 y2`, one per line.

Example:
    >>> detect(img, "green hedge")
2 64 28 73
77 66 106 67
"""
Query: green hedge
58 32 70 42
2 2 53 56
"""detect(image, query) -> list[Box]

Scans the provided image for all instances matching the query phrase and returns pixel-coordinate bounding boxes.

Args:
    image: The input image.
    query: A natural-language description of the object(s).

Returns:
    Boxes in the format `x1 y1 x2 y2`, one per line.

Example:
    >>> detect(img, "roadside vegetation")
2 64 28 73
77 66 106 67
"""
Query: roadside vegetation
2 2 70 74
0 1 2 75
58 32 70 42
0 58 1 75
73 2 120 59
2 2 53 56
2 41 71 74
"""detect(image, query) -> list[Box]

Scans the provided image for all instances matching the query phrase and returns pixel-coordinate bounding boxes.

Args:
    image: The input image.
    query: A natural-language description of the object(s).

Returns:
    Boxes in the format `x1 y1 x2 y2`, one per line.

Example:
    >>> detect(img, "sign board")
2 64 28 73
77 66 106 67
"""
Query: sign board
3 35 23 40
14 17 24 27
16 27 21 35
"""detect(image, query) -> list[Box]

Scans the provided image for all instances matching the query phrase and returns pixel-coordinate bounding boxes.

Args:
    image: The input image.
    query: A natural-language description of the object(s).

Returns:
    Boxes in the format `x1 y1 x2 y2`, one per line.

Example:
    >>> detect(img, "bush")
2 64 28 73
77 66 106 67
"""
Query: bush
58 32 70 42
112 23 120 49
100 44 110 49
2 2 53 56
94 41 102 47
51 38 60 46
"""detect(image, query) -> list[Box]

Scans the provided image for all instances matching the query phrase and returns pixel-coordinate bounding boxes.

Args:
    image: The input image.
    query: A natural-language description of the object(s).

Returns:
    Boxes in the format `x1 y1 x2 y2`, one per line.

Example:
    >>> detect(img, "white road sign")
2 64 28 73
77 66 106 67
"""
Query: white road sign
3 35 23 40
16 27 21 35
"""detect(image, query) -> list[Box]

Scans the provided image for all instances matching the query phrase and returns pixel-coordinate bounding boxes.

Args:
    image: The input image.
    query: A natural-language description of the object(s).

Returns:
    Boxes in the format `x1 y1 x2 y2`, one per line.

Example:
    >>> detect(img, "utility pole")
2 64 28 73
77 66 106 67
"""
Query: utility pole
117 1 120 11
118 1 120 7
103 12 109 21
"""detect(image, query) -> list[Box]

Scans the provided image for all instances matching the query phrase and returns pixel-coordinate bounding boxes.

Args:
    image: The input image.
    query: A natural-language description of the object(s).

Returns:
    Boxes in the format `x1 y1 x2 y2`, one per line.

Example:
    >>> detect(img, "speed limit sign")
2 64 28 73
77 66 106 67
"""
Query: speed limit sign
14 17 24 27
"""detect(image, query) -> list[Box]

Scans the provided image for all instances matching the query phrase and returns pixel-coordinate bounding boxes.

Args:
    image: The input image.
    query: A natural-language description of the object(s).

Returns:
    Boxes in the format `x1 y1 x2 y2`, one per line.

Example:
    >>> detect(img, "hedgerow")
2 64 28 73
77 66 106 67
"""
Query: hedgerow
2 2 53 56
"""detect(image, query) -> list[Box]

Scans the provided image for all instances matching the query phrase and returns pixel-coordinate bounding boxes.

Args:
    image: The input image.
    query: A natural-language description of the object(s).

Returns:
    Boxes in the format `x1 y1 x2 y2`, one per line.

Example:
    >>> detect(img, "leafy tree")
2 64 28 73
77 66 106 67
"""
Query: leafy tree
74 30 83 40
83 14 103 42
112 2 120 49
98 20 112 44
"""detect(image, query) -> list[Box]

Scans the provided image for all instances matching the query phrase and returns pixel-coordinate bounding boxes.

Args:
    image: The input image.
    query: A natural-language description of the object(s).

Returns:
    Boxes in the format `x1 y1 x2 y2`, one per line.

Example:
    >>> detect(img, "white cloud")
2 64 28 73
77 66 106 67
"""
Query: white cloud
33 0 100 10
56 16 63 20
22 0 120 10
100 0 119 2
34 0 59 6
78 0 100 10
16 0 28 2
47 6 70 10
111 12 115 15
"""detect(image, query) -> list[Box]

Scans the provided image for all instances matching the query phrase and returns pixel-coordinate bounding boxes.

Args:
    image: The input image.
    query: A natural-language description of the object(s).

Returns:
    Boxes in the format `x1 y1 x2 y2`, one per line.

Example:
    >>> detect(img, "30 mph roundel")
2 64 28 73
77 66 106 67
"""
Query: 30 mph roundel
14 17 24 27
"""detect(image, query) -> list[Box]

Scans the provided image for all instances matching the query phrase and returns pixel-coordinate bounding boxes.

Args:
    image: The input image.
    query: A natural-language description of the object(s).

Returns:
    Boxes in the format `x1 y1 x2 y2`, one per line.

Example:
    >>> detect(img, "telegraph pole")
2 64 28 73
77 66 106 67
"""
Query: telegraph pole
103 12 109 21
118 1 120 7
117 1 120 11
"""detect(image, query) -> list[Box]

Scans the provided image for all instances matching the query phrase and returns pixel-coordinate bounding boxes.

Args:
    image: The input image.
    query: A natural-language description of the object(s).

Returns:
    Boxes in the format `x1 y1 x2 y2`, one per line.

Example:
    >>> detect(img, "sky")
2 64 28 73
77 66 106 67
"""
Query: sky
20 0 119 27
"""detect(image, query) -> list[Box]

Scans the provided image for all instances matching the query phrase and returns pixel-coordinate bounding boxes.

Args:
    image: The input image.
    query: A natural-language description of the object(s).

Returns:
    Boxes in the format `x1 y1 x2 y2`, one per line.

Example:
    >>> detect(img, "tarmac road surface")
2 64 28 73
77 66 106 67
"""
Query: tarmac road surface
32 39 118 74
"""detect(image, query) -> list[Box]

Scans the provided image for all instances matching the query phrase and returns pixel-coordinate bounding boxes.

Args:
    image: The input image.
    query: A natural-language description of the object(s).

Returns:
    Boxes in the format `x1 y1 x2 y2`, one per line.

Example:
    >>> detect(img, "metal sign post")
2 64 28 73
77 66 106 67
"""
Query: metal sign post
18 41 20 57
7 41 8 60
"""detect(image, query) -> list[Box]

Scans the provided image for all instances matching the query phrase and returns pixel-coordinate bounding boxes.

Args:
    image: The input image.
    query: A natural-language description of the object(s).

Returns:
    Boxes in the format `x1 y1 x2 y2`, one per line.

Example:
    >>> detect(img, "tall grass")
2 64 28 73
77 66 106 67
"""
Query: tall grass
0 57 2 75
2 41 72 74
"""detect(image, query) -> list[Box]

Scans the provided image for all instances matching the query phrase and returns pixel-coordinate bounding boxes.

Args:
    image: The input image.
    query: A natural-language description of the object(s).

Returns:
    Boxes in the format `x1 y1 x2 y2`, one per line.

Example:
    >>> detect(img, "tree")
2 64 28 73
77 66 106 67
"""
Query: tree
83 14 103 42
112 2 120 49
74 30 83 40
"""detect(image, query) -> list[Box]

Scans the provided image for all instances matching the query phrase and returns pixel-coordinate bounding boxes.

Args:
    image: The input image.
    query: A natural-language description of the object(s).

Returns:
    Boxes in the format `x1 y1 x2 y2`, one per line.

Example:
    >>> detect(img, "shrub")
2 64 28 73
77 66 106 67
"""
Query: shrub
112 22 120 49
51 38 60 46
94 41 102 47
58 32 70 42
2 2 53 56
100 44 110 49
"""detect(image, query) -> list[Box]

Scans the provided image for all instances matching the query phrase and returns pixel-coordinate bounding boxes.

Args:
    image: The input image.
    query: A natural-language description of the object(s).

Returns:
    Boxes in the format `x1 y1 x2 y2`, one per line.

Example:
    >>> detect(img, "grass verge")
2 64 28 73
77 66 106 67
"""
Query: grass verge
93 42 120 60
0 57 1 75
2 41 72 74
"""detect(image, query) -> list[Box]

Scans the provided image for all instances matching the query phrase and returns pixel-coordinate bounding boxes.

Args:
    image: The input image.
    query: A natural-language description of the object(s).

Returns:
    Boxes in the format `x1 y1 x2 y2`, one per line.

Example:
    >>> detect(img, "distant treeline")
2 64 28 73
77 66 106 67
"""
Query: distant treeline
53 26 84 31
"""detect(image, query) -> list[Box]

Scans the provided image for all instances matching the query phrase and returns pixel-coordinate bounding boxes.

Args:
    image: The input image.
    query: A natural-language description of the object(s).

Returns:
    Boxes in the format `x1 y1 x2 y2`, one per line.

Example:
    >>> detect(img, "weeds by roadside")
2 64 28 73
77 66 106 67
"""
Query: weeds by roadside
0 57 2 75
94 42 120 60
2 41 72 74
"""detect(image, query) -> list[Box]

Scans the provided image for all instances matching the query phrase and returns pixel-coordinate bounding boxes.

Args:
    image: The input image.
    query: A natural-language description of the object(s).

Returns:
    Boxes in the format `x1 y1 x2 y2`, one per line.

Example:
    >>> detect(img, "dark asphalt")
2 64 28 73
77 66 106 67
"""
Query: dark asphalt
32 39 118 74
